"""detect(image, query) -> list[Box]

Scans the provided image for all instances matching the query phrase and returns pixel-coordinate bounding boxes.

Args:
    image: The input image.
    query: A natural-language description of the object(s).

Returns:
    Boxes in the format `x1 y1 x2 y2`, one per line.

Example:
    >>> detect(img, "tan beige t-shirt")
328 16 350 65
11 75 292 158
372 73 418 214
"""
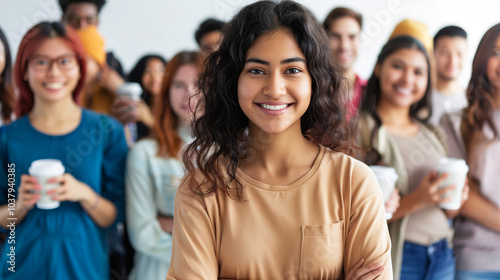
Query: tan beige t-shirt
167 146 392 280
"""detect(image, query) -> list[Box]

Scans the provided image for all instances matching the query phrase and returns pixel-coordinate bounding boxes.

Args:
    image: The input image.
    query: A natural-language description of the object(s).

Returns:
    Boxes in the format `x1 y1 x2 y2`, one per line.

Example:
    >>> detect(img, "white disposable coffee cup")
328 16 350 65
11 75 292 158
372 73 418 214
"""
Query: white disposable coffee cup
436 158 469 210
370 166 398 220
116 82 142 101
116 82 142 128
28 159 65 210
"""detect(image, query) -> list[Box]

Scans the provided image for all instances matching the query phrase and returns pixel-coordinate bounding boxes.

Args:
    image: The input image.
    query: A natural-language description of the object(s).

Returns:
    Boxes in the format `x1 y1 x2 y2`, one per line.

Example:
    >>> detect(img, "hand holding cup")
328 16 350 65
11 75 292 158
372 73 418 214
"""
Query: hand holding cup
99 67 125 93
370 166 398 220
384 189 400 217
412 170 455 207
436 158 469 210
111 98 138 124
46 173 95 204
17 175 42 211
111 82 143 124
28 159 65 209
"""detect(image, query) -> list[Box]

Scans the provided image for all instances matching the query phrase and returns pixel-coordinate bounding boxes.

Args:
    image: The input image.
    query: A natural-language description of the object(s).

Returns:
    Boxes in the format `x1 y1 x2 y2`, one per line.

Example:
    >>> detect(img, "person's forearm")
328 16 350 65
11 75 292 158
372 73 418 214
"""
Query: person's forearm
80 192 117 228
389 192 426 222
141 116 154 128
461 190 500 233
0 203 29 229
158 215 174 234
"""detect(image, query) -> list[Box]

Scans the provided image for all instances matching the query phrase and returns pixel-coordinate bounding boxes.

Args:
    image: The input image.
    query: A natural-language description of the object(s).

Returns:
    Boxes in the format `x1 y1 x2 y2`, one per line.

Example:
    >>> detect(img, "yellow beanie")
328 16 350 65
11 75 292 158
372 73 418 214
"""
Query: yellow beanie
76 26 106 66
390 19 433 53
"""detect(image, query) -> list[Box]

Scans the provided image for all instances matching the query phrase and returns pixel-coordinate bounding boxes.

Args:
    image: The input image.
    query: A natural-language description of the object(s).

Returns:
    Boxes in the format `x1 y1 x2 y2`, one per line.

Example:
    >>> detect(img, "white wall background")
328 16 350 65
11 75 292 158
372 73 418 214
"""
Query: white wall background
1 0 499 87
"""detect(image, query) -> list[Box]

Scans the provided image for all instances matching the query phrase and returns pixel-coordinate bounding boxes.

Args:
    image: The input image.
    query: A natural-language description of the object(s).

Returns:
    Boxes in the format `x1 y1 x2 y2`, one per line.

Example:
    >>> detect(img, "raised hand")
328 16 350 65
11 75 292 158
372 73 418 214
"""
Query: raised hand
136 100 154 127
99 67 125 93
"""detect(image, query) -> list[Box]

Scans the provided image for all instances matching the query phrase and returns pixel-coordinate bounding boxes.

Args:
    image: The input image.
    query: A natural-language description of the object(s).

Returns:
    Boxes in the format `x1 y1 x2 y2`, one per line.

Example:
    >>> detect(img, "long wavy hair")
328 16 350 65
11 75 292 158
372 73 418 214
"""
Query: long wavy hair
0 27 15 123
462 23 500 146
153 51 199 158
128 54 167 106
183 0 353 200
360 35 432 165
14 21 87 117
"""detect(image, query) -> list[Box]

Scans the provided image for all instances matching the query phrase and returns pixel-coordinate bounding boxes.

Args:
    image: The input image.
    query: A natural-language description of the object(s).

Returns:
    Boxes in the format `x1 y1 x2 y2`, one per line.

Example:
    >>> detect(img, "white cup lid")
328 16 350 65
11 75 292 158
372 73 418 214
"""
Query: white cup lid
369 165 399 181
116 82 142 99
438 158 469 172
29 159 65 177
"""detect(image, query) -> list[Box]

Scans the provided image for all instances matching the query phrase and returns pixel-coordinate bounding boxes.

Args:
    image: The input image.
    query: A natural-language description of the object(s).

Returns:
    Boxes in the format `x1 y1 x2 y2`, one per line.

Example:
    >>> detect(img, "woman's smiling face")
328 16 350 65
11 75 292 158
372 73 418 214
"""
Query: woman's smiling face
487 35 500 96
25 38 80 104
169 64 199 124
377 47 428 108
238 30 312 135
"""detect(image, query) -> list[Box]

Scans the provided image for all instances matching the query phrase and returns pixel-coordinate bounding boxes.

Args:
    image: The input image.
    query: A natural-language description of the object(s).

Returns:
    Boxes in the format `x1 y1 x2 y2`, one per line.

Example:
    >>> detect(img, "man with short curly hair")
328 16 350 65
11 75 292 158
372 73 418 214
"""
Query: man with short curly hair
195 18 225 61
58 0 125 78
59 0 105 30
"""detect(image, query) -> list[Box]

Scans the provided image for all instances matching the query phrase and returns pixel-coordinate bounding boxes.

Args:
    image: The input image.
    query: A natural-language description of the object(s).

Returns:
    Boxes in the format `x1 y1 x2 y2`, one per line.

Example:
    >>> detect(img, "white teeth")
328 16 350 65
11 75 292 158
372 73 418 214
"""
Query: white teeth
45 82 64 89
260 104 288 110
395 87 411 96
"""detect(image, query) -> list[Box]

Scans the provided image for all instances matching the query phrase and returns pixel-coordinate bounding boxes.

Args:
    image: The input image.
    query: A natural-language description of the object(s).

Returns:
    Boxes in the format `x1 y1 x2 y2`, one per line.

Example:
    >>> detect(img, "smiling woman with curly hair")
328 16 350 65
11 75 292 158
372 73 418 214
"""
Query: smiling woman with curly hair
166 1 392 279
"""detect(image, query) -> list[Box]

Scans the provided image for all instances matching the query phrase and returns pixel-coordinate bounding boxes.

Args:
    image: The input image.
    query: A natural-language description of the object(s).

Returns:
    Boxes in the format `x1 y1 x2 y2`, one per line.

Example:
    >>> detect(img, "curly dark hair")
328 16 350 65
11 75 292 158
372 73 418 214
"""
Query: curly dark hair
183 0 353 200
194 18 225 46
58 0 106 13
360 35 432 164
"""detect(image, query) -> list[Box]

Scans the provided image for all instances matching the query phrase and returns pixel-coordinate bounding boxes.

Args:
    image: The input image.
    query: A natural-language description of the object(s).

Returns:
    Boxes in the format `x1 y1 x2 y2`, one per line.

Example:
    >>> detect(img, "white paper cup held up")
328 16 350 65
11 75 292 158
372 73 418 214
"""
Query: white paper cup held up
28 159 65 210
370 166 398 220
116 82 142 101
436 158 469 210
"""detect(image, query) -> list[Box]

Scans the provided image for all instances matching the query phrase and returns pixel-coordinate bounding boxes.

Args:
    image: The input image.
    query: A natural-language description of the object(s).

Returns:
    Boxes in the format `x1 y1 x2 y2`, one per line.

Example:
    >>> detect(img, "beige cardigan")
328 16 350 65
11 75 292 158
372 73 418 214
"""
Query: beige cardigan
358 113 447 280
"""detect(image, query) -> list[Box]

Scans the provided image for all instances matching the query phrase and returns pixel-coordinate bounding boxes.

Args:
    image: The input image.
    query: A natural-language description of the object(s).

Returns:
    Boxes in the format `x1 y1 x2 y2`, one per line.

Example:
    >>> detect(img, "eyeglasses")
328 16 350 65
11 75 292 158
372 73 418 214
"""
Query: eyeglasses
65 14 98 27
27 54 79 72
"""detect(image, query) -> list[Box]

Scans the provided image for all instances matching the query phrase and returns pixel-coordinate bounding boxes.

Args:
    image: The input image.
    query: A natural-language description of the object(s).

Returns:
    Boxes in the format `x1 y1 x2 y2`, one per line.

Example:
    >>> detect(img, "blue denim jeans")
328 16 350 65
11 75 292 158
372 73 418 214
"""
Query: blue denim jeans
400 239 455 280
456 270 500 280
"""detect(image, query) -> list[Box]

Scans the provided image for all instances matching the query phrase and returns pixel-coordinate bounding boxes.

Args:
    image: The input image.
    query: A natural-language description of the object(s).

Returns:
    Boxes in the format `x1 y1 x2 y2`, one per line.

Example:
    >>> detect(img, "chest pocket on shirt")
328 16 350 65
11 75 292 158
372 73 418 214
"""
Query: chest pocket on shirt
299 221 344 279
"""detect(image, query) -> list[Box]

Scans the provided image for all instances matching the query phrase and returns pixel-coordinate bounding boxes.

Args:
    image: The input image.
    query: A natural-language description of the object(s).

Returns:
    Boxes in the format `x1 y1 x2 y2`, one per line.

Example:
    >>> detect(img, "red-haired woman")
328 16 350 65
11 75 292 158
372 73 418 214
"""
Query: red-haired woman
441 23 500 280
0 22 127 280
125 51 200 280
